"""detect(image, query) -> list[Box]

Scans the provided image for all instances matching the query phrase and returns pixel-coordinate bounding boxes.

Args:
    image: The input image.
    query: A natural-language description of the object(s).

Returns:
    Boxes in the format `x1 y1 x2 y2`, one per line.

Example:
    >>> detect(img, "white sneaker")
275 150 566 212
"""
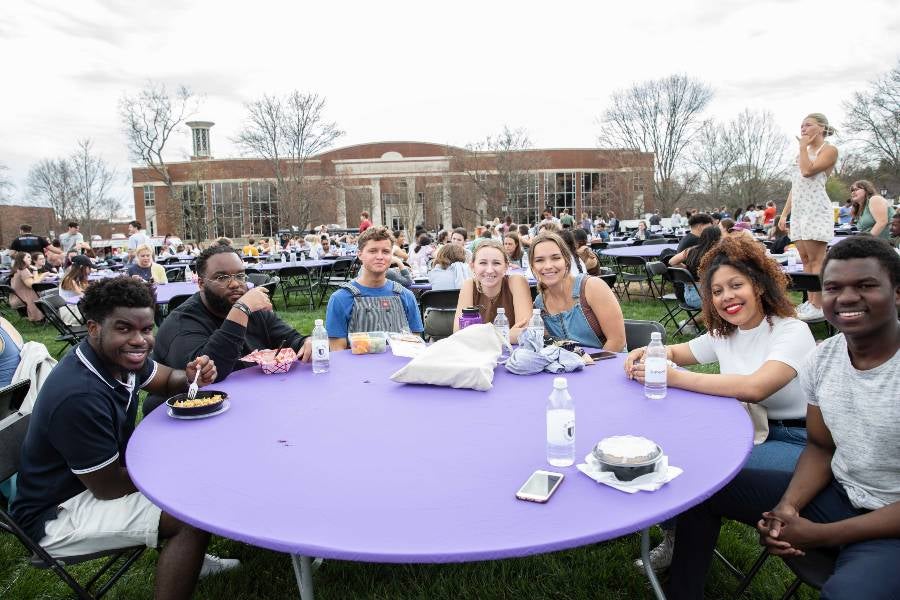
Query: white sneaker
199 554 241 579
634 529 675 573
798 304 824 322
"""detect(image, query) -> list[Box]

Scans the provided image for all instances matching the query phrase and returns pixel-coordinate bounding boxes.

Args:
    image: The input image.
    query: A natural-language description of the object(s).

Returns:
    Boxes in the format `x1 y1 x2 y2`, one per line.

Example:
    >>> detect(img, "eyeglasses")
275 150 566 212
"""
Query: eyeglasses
209 273 248 284
849 187 860 192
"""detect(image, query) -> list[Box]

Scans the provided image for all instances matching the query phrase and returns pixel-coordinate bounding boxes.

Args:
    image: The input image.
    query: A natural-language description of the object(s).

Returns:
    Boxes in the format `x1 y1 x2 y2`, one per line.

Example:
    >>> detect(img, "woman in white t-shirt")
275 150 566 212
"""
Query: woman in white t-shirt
626 235 816 470
625 235 816 571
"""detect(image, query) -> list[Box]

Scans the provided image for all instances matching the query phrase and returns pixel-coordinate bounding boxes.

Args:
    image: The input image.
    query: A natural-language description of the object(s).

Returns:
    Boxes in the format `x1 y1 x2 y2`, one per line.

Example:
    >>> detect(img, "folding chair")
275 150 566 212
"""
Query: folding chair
318 258 354 305
0 411 147 599
279 266 321 310
645 262 680 328
165 268 185 283
666 267 706 335
615 255 654 301
0 379 29 420
418 289 461 341
35 298 87 358
786 273 833 334
623 319 666 350
165 294 192 314
246 273 271 288
728 547 837 599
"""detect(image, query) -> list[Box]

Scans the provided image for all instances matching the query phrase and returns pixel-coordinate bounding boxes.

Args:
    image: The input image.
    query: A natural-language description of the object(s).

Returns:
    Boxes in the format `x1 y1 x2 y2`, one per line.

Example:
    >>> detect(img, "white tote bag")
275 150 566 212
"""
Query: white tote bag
390 324 502 391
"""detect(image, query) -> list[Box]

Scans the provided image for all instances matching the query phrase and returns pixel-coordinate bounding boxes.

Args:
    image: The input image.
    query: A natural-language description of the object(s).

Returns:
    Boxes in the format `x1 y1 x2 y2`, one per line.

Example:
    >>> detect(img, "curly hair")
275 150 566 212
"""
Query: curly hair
196 244 241 277
697 236 795 337
357 226 396 251
81 277 156 324
823 236 899 287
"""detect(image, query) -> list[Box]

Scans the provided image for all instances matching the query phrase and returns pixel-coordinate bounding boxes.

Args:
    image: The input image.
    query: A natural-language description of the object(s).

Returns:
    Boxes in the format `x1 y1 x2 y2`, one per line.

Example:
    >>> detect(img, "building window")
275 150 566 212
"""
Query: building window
179 185 208 241
581 172 610 220
544 172 576 216
211 182 244 239
633 172 645 192
381 193 401 205
143 185 155 208
248 181 279 237
505 173 540 226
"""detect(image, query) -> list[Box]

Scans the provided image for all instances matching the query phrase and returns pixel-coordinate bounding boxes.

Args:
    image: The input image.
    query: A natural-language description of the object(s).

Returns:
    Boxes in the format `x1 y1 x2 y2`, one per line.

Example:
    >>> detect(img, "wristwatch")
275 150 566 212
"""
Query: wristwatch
232 302 252 317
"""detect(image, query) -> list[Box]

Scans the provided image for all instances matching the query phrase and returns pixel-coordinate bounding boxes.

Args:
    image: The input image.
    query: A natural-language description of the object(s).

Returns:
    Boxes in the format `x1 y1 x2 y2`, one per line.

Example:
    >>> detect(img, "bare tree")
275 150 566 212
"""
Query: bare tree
0 162 14 204
234 91 344 232
727 109 789 206
842 60 900 180
689 120 739 208
70 139 120 237
26 158 75 224
452 126 547 225
120 82 197 186
598 74 713 214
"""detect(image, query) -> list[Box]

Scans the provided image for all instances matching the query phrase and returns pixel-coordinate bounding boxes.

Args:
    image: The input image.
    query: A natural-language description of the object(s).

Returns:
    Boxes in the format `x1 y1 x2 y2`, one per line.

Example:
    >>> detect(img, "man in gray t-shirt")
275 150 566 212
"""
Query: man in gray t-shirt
667 236 900 600
58 222 84 254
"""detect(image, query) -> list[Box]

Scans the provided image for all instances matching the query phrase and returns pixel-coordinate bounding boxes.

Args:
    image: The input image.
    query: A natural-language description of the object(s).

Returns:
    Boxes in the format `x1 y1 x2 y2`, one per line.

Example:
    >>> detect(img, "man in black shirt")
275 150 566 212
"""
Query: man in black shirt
675 213 714 252
10 277 228 599
147 245 312 413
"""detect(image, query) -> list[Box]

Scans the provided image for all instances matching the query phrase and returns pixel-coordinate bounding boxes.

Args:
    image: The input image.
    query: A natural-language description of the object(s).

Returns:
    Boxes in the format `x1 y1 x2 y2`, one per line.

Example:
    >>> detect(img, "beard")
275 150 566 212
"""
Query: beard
204 288 237 316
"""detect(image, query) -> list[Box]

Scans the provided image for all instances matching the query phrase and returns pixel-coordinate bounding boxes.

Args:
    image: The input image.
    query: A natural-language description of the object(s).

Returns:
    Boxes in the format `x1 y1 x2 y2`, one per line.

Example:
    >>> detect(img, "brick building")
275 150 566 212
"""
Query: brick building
131 122 654 241
0 205 57 247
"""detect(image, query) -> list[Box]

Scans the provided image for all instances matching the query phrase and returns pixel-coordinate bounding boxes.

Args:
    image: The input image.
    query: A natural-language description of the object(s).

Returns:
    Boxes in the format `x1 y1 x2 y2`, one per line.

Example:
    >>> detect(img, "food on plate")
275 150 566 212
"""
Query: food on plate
172 394 224 409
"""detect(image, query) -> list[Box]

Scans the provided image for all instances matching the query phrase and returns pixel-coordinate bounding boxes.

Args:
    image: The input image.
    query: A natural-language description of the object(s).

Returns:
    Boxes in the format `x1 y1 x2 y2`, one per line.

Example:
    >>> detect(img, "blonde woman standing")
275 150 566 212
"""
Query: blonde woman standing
778 113 838 321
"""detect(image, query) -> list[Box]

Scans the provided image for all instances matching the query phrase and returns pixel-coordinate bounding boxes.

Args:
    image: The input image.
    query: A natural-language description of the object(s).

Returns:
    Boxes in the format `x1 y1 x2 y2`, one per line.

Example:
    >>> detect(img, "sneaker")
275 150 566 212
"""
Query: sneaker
795 301 810 316
199 554 241 579
634 529 675 573
798 304 824 322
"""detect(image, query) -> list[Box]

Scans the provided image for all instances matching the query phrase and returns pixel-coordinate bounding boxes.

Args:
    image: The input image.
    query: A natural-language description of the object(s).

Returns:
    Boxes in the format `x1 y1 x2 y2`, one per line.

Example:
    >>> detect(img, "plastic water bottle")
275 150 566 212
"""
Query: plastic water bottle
644 332 667 399
311 319 330 374
184 265 192 282
546 377 575 467
290 251 297 264
493 307 510 358
526 308 544 346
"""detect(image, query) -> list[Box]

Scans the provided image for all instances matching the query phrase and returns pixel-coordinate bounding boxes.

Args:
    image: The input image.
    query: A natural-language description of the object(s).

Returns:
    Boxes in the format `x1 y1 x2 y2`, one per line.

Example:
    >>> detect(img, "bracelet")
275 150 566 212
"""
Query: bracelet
232 302 252 317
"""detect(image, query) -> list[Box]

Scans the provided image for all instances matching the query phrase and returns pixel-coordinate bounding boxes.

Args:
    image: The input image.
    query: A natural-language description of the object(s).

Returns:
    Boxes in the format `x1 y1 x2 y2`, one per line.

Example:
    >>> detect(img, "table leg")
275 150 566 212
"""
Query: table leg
641 528 666 600
291 554 315 600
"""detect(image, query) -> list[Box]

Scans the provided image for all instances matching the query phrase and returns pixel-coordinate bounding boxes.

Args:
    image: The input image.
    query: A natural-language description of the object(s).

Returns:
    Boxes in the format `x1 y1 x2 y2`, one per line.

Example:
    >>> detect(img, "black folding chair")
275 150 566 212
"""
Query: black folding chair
623 319 666 350
0 411 147 599
419 289 461 341
615 255 654 301
279 266 321 310
645 261 680 328
165 294 192 314
665 267 706 336
246 273 271 288
0 379 29 419
165 268 185 283
35 298 87 358
319 258 354 305
786 272 833 334
728 546 837 599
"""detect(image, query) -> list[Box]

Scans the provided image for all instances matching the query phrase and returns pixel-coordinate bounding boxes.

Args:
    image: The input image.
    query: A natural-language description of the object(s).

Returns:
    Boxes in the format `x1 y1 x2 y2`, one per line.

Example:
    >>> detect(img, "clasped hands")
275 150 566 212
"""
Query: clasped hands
757 503 828 557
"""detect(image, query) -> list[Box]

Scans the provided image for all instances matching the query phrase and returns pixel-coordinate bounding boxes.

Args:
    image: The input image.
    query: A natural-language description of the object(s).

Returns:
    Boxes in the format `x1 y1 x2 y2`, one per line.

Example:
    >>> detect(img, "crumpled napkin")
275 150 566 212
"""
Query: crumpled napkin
576 453 683 494
504 328 585 375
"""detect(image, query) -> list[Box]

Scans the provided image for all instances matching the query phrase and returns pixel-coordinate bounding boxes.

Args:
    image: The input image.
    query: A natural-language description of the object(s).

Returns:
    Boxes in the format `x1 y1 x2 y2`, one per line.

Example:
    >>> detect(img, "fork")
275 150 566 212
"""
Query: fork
187 366 201 400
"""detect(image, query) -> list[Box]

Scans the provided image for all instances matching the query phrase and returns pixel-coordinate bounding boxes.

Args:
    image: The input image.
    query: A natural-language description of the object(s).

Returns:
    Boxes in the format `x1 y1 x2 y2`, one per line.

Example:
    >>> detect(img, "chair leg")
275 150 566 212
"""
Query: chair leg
780 577 802 600
731 549 769 598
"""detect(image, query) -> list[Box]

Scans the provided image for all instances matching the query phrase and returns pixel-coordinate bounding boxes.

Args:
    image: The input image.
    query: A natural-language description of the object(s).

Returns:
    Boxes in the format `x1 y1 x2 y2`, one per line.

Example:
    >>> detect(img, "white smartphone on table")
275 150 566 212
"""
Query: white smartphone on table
515 470 564 503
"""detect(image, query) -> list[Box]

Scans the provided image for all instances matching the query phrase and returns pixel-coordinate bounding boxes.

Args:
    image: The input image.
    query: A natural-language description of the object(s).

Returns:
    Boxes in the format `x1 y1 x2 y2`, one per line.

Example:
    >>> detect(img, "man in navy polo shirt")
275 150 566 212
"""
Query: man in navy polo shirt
10 277 234 599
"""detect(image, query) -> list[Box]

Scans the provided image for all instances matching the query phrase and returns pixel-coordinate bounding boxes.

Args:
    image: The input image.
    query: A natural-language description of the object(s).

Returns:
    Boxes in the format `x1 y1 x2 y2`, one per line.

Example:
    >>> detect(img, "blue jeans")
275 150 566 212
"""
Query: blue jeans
667 470 900 599
683 284 701 309
660 424 805 530
744 423 807 472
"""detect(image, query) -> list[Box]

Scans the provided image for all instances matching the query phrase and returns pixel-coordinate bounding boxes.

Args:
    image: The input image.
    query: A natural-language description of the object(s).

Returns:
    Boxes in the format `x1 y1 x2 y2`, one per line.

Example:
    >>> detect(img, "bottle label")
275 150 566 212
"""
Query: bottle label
312 339 329 360
644 356 667 384
547 409 575 444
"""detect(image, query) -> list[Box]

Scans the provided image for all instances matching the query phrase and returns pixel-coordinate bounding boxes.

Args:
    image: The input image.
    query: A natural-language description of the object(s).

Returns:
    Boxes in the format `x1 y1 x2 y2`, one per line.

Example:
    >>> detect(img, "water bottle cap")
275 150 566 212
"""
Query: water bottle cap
315 319 323 326
650 332 662 340
533 308 541 315
553 377 567 390
496 307 505 314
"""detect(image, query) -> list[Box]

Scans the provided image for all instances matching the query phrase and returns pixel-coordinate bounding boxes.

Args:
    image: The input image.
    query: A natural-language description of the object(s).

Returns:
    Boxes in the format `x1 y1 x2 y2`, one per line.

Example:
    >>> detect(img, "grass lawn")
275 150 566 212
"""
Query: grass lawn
0 291 825 599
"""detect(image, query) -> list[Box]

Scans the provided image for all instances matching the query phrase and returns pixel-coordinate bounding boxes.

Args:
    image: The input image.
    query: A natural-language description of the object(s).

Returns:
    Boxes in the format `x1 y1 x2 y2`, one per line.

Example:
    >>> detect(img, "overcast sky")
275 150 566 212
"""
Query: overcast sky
1 0 897 216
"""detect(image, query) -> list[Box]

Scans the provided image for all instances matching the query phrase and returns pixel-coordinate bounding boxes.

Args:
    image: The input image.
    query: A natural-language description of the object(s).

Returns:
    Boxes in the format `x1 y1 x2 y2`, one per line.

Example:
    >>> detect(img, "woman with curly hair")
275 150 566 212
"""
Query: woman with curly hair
625 235 817 572
850 179 894 239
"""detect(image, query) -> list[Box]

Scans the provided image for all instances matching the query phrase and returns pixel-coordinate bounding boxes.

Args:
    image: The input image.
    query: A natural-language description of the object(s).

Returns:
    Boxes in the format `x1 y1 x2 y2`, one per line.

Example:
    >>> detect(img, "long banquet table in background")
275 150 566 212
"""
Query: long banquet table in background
128 350 752 599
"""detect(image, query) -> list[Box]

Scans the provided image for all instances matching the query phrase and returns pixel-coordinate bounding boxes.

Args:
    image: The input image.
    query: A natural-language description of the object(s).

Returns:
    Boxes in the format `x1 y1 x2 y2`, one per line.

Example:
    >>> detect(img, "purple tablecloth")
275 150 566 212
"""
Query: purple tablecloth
128 351 752 563
600 244 679 258
154 282 199 304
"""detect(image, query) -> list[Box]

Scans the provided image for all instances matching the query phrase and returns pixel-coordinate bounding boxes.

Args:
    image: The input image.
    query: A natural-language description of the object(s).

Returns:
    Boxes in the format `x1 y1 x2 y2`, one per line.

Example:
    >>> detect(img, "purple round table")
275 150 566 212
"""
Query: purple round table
153 281 200 305
127 351 751 598
600 244 679 258
245 259 333 272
